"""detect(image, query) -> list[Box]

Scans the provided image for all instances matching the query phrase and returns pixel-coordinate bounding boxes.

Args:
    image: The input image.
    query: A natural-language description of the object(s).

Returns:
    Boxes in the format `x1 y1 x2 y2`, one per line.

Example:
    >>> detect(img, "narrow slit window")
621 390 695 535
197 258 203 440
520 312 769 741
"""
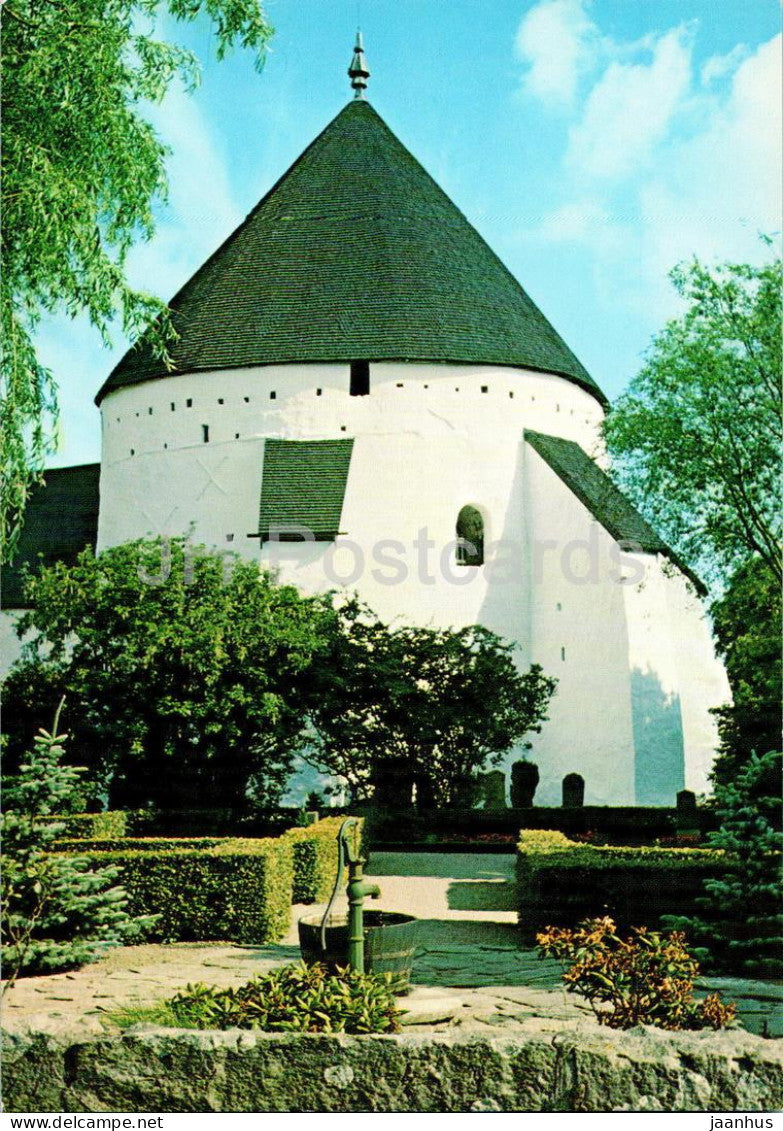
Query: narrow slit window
481 385 488 394
186 398 193 408
202 424 209 443
316 388 323 396
456 505 484 567
170 403 176 412
350 360 370 396
270 390 277 400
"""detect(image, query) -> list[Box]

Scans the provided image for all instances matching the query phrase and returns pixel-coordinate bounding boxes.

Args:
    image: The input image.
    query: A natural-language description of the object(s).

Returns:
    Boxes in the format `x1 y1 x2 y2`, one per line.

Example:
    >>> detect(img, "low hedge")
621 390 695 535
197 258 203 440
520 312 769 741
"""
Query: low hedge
53 837 222 854
69 837 293 945
285 817 363 904
42 811 128 839
516 830 724 941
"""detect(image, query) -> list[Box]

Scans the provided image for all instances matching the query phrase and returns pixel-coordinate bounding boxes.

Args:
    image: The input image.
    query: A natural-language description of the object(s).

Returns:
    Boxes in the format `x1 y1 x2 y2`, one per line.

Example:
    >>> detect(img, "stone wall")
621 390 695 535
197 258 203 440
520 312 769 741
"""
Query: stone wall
4 1022 781 1113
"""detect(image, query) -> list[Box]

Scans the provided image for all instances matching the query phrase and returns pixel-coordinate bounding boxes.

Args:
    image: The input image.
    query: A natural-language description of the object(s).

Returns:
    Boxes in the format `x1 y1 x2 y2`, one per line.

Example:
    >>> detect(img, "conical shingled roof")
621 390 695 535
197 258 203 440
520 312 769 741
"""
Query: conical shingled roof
97 100 605 405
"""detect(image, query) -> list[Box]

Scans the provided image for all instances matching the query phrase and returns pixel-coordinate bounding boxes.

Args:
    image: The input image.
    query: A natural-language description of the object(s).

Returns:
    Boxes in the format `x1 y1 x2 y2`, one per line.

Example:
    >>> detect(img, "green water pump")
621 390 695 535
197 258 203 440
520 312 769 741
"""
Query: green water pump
320 817 380 973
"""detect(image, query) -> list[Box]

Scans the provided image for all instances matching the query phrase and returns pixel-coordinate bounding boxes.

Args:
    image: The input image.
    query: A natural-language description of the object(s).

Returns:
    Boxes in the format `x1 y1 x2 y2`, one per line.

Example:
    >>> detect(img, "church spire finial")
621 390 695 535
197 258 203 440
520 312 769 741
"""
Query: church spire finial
348 31 370 100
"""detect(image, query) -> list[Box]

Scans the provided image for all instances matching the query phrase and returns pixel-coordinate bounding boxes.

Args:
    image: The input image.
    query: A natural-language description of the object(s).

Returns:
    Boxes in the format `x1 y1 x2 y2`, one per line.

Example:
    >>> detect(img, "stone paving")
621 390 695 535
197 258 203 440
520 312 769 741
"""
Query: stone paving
2 852 781 1039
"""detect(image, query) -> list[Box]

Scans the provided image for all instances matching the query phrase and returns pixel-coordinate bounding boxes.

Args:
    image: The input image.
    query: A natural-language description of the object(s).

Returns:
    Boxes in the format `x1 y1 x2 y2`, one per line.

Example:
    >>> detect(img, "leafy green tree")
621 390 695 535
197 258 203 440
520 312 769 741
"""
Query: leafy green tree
603 248 782 590
1 0 273 559
1 708 147 987
709 557 781 787
310 600 557 806
3 538 334 809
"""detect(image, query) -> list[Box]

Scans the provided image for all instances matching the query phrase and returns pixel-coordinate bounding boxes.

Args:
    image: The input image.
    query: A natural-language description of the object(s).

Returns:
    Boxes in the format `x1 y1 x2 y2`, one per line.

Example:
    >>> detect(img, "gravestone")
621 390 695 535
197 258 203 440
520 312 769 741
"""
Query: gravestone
562 772 585 808
510 760 540 808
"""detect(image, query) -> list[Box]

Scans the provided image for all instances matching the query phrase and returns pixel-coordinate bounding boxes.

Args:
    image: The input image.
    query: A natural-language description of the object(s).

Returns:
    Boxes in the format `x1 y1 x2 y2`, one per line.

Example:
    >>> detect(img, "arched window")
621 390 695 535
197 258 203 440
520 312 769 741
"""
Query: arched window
456 505 484 567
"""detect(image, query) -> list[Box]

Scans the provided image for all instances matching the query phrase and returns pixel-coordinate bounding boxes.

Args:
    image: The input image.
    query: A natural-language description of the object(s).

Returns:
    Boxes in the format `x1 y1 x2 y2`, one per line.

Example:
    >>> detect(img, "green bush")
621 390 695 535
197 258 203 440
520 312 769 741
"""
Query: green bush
71 837 293 944
53 837 222 854
517 830 723 941
2 726 147 985
666 752 783 976
43 811 127 839
537 917 737 1031
285 817 363 904
159 963 403 1033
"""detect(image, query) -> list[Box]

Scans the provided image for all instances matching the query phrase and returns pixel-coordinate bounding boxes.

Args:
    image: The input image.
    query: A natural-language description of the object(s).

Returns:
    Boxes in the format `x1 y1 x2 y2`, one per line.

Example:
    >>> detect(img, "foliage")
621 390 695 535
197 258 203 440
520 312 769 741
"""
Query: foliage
3 537 336 808
44 811 128 840
1 715 147 988
66 835 293 944
1 0 273 559
667 752 782 976
311 599 557 806
510 760 540 807
516 831 723 943
285 818 362 905
709 559 782 786
115 963 403 1034
537 917 736 1031
603 248 782 589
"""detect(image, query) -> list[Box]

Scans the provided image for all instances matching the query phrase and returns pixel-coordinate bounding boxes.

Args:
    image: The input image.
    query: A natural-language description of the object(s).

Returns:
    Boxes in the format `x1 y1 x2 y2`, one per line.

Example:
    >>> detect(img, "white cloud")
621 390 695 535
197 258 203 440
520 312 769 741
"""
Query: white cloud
700 43 749 86
566 26 693 181
515 0 600 107
519 3 781 327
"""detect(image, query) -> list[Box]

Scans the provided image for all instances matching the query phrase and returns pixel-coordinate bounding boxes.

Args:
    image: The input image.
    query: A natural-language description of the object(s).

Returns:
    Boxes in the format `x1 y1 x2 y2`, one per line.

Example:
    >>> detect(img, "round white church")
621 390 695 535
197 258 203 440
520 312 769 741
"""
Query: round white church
5 40 729 806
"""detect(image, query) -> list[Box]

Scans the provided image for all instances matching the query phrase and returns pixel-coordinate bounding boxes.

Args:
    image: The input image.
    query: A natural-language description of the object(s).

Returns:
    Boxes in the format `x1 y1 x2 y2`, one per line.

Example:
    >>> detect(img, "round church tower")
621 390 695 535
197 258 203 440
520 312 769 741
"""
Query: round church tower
95 39 728 806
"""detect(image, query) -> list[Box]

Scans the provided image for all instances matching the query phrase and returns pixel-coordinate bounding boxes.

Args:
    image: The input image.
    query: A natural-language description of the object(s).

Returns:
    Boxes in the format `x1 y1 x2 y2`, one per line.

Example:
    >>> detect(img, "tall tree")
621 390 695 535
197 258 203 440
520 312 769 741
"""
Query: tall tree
310 600 557 806
3 538 334 809
0 0 273 559
709 557 781 787
603 247 782 591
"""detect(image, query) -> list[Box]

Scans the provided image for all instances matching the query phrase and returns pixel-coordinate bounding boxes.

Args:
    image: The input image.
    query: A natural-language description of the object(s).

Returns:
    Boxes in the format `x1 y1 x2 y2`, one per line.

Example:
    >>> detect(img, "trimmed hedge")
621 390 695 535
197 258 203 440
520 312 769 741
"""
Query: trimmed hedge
285 817 363 904
70 837 293 945
42 811 128 839
516 830 724 941
53 837 222 854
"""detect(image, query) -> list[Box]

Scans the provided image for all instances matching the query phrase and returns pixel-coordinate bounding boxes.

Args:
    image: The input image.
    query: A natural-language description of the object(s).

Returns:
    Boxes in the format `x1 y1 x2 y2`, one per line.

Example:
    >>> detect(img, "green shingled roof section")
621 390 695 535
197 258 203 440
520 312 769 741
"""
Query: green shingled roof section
97 100 605 406
2 464 100 608
524 430 705 594
259 439 354 540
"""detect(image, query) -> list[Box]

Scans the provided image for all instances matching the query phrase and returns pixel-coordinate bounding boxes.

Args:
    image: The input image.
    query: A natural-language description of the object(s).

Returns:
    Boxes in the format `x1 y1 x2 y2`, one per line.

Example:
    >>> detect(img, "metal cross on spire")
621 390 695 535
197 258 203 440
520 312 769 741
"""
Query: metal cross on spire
348 31 370 99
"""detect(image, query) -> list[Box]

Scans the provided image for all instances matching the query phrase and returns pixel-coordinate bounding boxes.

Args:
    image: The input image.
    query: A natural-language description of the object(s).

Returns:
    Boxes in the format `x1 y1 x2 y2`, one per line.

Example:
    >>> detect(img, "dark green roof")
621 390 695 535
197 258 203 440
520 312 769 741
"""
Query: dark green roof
258 439 354 541
97 100 605 406
524 431 704 594
2 464 100 609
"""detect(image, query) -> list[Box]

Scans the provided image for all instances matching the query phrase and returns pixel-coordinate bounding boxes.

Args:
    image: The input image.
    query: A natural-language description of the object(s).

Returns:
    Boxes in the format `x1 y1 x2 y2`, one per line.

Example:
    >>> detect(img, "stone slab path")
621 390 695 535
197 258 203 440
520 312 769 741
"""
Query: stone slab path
2 852 781 1040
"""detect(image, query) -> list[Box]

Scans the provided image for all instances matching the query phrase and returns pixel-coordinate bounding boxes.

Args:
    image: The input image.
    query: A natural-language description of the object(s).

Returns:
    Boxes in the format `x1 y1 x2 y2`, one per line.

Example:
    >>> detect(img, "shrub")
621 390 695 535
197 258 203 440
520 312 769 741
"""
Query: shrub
516 830 723 941
53 811 127 839
162 963 403 1033
537 917 736 1031
510 760 539 807
70 836 293 944
665 751 783 976
285 817 363 904
1 721 148 986
53 837 222 853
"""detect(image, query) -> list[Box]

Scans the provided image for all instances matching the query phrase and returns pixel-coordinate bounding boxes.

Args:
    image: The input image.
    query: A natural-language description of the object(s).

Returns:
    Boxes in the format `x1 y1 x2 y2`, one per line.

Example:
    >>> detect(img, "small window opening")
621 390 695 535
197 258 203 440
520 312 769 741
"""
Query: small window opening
234 432 240 439
130 448 135 456
202 424 209 443
456 505 484 567
509 391 514 399
556 602 562 611
350 360 370 396
186 398 193 408
218 398 224 405
148 407 153 415
135 412 139 417
340 425 347 432
561 646 566 661
116 417 120 423
170 402 176 412
226 534 235 543
481 385 488 393
163 443 168 449
424 384 429 389
244 396 250 403
396 382 404 388
270 390 277 400
316 388 323 396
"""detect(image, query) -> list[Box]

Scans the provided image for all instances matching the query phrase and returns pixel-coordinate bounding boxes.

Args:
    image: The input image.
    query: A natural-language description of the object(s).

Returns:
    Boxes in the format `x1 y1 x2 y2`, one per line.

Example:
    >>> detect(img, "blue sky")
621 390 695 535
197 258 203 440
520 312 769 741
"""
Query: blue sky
42 0 781 467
